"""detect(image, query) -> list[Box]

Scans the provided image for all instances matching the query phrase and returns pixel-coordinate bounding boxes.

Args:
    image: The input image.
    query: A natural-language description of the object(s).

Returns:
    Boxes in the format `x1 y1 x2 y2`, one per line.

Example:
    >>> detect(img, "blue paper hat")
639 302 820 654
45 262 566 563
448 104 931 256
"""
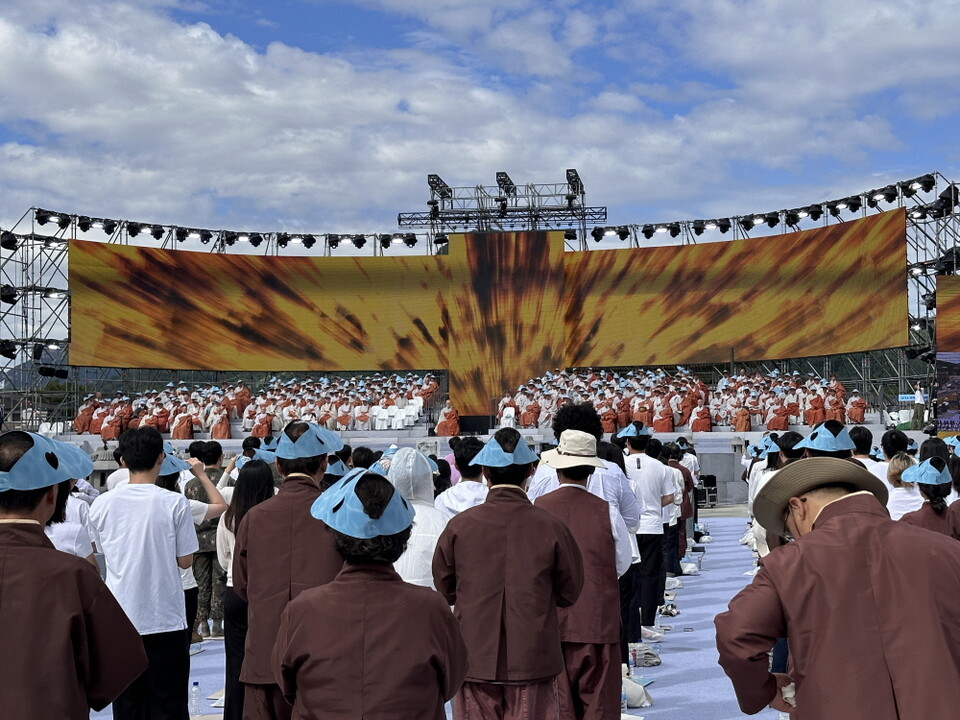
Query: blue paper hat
161 442 191 475
325 458 348 478
311 467 415 539
315 426 344 453
763 436 781 456
235 450 275 470
276 423 337 459
470 437 539 467
906 439 919 452
902 459 952 486
59 443 94 480
945 435 960 448
616 423 651 438
0 433 82 492
748 444 763 458
261 436 279 451
795 424 856 452
369 461 388 476
426 455 439 473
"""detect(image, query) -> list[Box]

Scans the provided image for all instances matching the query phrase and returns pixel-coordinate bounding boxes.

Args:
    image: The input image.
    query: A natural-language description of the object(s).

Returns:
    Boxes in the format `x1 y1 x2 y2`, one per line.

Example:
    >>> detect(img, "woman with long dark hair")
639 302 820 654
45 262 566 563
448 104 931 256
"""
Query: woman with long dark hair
900 458 953 535
215 460 275 720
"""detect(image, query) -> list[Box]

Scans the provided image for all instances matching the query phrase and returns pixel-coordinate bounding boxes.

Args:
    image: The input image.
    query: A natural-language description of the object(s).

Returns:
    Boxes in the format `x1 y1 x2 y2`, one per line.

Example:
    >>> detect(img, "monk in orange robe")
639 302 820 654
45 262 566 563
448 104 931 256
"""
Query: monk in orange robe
847 392 867 424
633 402 654 426
690 403 712 432
73 403 95 434
211 410 232 440
766 403 789 431
653 405 674 433
616 396 632 428
600 404 617 435
804 395 825 426
435 401 460 436
732 406 751 433
520 398 540 428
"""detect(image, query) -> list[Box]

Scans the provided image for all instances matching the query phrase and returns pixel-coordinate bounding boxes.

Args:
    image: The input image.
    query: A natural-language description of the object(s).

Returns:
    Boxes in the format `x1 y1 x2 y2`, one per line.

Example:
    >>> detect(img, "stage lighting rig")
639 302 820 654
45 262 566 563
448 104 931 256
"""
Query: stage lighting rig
668 223 681 238
223 232 238 246
403 233 418 248
126 222 142 237
496 172 517 197
716 218 732 234
845 196 862 214
566 169 584 196
433 233 449 245
352 234 367 249
175 228 188 243
590 227 604 242
617 226 630 240
249 233 264 247
692 220 705 236
277 233 290 249
1 284 18 305
784 211 801 228
764 212 779 228
428 174 453 200
378 235 391 250
1 231 18 251
78 216 93 232
302 235 317 249
0 340 17 360
326 234 341 249
739 217 755 232
149 225 164 240
102 219 118 234
199 230 213 244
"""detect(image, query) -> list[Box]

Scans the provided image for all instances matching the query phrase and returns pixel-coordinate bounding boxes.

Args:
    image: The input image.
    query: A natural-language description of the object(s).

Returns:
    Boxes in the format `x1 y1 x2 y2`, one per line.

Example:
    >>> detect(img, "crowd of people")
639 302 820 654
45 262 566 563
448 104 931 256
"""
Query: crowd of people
70 373 441 441
8 396 960 719
496 367 872 433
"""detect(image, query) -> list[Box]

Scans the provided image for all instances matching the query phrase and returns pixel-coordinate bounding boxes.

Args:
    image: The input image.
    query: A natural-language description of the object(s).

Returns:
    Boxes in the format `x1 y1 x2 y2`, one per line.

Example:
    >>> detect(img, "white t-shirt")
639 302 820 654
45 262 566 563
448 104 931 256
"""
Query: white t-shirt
216 520 236 588
623 453 675 535
105 468 130 491
662 466 684 526
44 521 94 559
179 498 209 591
888 485 924 521
89 483 199 635
434 480 488 519
870 461 894 495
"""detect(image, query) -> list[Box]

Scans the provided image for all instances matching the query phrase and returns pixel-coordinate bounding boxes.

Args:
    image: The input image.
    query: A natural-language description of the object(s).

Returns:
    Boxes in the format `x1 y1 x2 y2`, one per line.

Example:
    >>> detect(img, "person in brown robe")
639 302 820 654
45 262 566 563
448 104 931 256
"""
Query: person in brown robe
273 469 468 720
804 393 825 426
766 401 789 432
731 405 751 433
536 431 625 720
652 404 674 433
690 402 712 432
716 457 960 720
899 458 954 535
599 403 617 435
0 431 148 718
234 422 344 720
432 428 584 720
846 391 867 424
435 400 460 436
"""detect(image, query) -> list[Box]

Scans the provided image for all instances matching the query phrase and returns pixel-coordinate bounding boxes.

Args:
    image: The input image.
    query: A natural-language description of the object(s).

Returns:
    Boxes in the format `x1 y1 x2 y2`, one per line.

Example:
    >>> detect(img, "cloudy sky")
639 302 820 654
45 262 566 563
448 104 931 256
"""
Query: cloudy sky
1 0 958 247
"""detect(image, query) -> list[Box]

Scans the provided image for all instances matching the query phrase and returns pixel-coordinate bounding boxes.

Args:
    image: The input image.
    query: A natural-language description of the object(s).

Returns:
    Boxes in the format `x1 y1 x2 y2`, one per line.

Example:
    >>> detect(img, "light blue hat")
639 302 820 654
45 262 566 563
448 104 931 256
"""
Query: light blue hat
59 443 94 480
325 458 349 478
902 459 952 486
0 433 83 492
160 442 191 475
425 456 439 473
276 423 337 459
617 423 651 438
316 426 344 453
470 437 539 467
311 467 415 539
944 436 960 448
906 439 919 452
261 436 279 451
763 436 781 456
794 424 857 452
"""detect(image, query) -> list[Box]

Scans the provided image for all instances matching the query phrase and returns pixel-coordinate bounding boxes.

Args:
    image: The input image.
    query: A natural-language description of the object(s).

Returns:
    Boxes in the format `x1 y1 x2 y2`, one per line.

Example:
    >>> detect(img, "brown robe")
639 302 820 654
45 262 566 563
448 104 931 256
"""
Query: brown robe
901 502 951 535
432 486 584 683
716 494 960 720
0 523 147 718
690 407 712 432
273 563 468 720
535 487 620 720
848 397 867 424
234 474 343 689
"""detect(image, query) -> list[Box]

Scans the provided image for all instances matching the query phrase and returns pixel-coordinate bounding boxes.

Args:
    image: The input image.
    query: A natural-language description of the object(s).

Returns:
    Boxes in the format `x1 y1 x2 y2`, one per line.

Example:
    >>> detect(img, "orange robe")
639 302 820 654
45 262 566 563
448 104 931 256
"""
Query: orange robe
170 414 195 440
652 407 674 433
690 407 712 433
155 408 170 433
520 402 540 428
732 408 751 433
211 414 232 440
73 406 94 434
679 396 697 427
436 409 460 437
825 397 846 424
252 414 275 438
600 408 617 435
766 406 789 431
804 397 825 426
616 399 631 429
848 398 867 424
100 417 123 441
633 404 654 426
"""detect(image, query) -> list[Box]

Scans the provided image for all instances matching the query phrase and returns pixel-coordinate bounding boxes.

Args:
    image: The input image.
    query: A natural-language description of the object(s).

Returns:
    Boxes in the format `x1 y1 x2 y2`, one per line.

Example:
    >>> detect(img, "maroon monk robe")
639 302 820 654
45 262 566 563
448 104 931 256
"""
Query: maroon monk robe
0 523 147 719
716 494 960 720
535 487 621 720
272 563 468 720
901 502 952 535
432 486 584 683
234 473 343 720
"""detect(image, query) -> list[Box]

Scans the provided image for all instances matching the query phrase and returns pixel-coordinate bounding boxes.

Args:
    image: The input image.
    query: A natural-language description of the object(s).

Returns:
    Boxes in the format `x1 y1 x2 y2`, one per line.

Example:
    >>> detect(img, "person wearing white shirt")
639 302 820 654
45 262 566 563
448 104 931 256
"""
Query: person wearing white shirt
622 435 675 643
885 453 922 520
870 429 910 495
435 437 488 519
849 426 878 469
88 427 199 720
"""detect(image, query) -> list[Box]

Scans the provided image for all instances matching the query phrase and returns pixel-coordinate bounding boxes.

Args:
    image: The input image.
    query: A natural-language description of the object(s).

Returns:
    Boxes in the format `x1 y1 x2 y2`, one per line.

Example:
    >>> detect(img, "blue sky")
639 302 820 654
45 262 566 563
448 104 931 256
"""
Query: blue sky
0 0 958 250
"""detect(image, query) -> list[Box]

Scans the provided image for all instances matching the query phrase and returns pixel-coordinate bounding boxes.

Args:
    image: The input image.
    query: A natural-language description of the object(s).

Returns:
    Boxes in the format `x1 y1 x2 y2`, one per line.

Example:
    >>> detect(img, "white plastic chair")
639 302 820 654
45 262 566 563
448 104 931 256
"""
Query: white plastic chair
501 406 517 429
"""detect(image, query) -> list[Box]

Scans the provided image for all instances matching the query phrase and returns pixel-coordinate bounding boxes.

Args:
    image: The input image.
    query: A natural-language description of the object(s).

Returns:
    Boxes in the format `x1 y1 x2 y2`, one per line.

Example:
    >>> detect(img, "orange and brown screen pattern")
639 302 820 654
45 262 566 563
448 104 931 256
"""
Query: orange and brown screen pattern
936 275 960 352
70 212 906 415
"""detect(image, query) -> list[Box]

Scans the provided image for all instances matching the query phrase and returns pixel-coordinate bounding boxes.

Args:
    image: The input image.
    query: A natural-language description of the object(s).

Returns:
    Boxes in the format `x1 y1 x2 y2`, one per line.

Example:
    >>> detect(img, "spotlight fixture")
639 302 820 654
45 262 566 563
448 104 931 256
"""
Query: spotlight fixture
352 234 367 249
879 185 898 204
739 217 756 232
845 196 862 213
716 218 732 234
326 234 341 249
705 220 718 230
0 340 18 359
276 233 290 249
78 216 93 232
910 207 928 220
390 234 404 245
616 226 630 241
379 235 391 250
37 366 56 377
590 226 605 242
427 174 453 199
806 204 823 221
566 168 584 196
922 292 936 311
126 222 141 237
764 212 779 228
223 232 238 246
1 284 18 305
784 211 801 228
249 233 264 247
199 230 213 244
35 209 53 226
175 228 188 243
563 229 577 241
302 234 317 249
1 231 18 251
102 219 118 234
691 220 705 236
42 288 67 299
403 233 418 248
496 171 517 197
827 201 845 218
911 174 936 194
150 224 165 240
33 343 43 361
667 222 681 238
641 224 655 239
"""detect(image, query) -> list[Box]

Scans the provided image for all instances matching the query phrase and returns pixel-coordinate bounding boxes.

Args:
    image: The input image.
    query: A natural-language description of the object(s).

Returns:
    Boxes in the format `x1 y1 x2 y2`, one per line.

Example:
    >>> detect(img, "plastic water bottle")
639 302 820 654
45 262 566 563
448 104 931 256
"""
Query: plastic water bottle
189 682 202 717
627 651 636 678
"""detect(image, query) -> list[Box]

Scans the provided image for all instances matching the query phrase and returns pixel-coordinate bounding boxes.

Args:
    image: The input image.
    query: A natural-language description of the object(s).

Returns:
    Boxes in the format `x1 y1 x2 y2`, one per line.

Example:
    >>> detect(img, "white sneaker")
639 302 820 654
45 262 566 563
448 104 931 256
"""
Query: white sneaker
641 626 664 643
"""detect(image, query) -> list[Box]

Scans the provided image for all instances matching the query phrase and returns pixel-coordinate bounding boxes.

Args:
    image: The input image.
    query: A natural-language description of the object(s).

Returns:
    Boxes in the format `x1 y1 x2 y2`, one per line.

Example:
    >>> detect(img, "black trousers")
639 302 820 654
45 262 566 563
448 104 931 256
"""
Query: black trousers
184 587 199 650
619 563 639 657
224 586 248 720
636 533 665 627
112 630 189 720
663 522 682 577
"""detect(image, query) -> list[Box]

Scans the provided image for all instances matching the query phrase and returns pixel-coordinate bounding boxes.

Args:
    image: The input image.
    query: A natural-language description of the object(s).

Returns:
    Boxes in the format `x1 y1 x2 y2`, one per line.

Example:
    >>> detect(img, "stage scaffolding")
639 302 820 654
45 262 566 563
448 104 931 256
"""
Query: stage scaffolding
0 172 957 430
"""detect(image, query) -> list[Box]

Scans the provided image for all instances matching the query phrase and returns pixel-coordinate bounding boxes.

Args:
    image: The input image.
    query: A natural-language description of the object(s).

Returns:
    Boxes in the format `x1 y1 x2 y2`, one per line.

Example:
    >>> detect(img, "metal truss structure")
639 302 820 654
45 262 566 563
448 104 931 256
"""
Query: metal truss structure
397 170 608 250
0 171 957 429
